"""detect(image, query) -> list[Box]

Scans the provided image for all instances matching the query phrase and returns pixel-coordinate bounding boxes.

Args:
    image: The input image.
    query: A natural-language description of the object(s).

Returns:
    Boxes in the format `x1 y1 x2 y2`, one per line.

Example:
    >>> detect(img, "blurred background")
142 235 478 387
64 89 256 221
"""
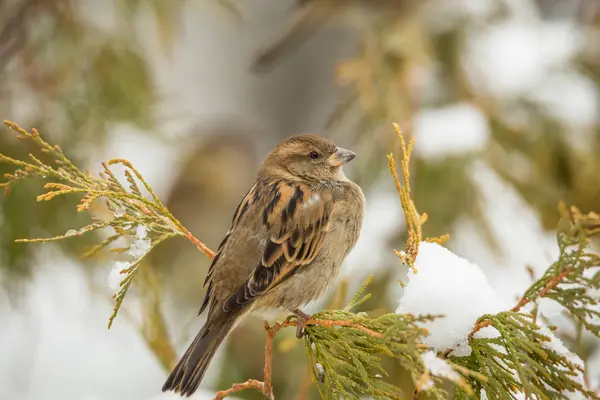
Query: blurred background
1 0 599 399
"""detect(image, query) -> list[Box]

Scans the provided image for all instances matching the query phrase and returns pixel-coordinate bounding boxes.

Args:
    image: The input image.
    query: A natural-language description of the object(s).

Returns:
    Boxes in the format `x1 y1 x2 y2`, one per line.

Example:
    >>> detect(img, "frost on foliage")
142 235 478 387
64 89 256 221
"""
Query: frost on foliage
0 122 202 329
129 225 151 257
452 312 597 400
420 351 461 390
108 261 131 293
107 225 152 295
396 241 505 352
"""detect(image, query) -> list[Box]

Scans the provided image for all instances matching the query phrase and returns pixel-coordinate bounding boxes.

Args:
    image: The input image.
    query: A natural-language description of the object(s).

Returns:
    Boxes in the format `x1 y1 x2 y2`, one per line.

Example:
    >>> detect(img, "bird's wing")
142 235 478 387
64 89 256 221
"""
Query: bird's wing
198 181 262 316
223 180 332 312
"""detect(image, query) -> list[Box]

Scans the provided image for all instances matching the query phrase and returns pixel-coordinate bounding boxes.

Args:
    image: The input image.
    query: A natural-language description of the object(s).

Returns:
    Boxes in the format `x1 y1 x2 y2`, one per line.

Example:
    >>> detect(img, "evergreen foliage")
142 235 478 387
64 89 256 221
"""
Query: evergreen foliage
2 120 599 399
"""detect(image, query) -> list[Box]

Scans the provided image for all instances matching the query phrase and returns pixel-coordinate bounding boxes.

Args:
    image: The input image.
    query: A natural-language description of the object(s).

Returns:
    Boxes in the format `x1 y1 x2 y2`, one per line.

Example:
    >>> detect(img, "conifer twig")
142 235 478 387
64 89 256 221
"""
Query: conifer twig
387 123 449 274
0 121 216 327
510 267 574 313
213 314 430 399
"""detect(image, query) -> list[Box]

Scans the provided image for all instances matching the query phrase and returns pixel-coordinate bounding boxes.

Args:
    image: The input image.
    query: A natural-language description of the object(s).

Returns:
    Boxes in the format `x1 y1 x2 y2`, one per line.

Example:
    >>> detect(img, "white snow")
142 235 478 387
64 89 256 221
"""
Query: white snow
454 162 559 306
107 225 152 293
396 241 506 352
413 103 490 159
537 325 584 368
108 261 131 293
425 0 498 33
136 225 149 239
528 71 599 131
464 22 582 98
537 324 589 399
129 225 152 258
420 351 460 389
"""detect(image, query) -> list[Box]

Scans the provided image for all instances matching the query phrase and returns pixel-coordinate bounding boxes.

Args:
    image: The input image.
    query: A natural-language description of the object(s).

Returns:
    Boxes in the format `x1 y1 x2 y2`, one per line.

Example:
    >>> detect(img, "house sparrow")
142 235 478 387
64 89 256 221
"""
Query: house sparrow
162 134 365 396
251 0 418 72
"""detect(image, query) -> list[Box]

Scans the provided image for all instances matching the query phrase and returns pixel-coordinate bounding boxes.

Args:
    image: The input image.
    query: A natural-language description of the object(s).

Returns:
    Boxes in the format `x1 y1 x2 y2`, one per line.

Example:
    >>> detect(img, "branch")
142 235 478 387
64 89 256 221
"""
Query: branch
0 121 215 327
468 267 574 338
387 123 449 274
212 315 414 399
510 267 574 313
213 379 266 400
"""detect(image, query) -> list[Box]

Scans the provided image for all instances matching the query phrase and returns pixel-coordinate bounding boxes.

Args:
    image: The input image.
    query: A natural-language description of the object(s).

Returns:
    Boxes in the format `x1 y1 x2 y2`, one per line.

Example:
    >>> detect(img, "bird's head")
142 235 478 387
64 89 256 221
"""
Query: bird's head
260 134 356 182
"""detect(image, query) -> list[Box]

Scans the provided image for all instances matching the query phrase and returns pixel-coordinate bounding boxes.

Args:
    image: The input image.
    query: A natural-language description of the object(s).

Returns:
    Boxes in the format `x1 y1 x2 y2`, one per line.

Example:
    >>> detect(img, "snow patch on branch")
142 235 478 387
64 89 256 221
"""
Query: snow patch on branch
420 350 460 389
396 241 506 353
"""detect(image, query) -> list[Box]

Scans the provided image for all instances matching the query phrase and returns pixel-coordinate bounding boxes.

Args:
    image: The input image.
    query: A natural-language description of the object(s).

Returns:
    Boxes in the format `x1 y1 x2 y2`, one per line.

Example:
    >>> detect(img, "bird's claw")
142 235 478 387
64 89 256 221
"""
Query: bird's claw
293 309 310 339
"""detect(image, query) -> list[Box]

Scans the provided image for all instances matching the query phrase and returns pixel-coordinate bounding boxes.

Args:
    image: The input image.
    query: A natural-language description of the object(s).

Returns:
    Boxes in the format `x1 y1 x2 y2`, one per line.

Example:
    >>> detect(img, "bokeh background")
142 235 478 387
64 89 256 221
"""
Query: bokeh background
1 0 599 399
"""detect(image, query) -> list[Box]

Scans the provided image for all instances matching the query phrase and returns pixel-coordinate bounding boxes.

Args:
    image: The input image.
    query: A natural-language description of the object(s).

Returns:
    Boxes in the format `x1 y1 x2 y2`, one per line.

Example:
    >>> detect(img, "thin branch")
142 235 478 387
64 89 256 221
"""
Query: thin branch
213 379 266 400
178 223 216 260
213 316 397 399
510 267 574 312
468 266 575 339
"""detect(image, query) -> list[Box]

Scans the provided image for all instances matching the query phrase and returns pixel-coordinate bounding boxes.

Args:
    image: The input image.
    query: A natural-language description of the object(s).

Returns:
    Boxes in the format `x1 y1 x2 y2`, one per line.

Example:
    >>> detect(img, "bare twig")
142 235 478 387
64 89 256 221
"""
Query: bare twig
179 224 216 260
213 379 266 400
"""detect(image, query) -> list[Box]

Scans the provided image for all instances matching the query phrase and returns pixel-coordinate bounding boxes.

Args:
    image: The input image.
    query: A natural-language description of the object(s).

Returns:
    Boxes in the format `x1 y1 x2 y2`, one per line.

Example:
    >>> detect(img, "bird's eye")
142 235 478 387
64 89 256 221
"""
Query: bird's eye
309 151 320 159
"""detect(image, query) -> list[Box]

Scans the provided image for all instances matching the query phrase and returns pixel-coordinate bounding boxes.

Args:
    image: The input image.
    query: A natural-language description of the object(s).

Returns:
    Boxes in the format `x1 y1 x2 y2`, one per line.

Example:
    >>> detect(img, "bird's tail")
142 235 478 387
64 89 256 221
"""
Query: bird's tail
162 315 236 396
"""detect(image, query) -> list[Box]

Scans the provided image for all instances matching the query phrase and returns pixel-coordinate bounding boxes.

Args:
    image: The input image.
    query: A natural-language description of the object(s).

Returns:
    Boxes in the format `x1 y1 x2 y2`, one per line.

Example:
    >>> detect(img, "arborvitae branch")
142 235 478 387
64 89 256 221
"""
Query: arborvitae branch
0 120 214 327
4 120 600 399
387 123 448 272
447 206 600 399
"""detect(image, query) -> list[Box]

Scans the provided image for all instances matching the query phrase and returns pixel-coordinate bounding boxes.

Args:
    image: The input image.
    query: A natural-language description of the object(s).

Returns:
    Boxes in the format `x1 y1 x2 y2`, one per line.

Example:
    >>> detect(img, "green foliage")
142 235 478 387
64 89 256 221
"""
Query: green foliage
519 207 600 335
449 206 600 400
0 121 199 327
3 121 600 399
89 44 156 129
452 312 596 400
304 284 442 400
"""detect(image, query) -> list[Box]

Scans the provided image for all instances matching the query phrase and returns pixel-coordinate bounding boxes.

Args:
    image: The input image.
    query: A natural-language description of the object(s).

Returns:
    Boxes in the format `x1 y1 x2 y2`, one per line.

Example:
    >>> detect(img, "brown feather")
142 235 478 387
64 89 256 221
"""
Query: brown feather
164 134 364 396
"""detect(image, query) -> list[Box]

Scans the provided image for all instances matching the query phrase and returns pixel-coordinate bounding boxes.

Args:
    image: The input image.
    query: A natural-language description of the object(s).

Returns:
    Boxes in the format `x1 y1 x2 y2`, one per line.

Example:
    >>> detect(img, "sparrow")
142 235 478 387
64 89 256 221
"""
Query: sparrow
251 0 419 72
162 134 365 396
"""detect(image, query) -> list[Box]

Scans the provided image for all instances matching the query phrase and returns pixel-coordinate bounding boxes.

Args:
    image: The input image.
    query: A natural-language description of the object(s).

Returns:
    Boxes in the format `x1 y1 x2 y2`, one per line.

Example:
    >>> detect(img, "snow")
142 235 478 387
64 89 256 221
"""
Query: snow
0 250 170 400
454 162 559 306
425 0 498 33
107 225 152 293
413 103 490 159
420 351 460 389
537 324 589 399
129 225 152 258
108 261 131 293
464 22 582 98
529 71 599 129
537 325 584 368
136 225 148 240
396 242 507 352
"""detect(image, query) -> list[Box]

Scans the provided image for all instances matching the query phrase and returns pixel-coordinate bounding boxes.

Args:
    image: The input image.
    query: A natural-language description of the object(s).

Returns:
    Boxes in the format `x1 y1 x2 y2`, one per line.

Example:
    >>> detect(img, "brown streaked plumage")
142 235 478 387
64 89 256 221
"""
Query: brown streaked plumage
162 134 365 396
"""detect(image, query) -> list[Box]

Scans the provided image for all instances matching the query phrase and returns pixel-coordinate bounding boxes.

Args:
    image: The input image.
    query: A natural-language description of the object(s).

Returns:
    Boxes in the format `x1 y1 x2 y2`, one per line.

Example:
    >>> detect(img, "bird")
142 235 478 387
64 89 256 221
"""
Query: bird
162 134 365 396
251 0 419 72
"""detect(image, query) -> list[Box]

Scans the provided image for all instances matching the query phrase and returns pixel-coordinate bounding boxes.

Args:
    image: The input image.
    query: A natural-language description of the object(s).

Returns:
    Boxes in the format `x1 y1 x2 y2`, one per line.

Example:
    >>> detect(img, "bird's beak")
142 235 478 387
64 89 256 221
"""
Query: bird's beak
328 147 356 167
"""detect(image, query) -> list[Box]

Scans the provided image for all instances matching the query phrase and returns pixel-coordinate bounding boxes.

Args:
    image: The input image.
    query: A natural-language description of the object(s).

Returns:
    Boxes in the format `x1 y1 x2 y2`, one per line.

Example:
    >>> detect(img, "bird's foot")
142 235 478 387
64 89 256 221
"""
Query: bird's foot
293 308 311 339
